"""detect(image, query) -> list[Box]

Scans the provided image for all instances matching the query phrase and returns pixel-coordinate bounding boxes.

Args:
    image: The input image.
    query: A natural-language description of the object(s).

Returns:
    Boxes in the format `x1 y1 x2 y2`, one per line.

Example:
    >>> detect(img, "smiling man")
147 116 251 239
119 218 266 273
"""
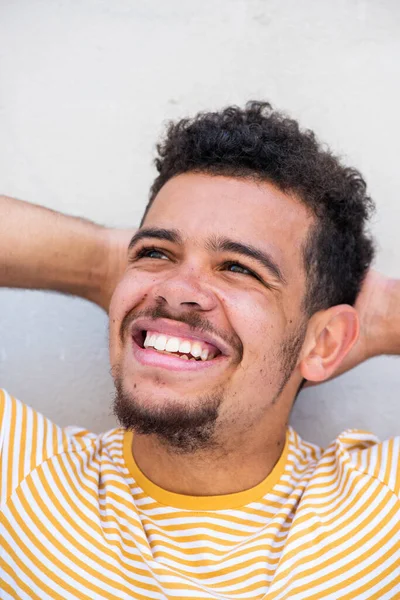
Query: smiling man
112 175 311 466
1 102 400 599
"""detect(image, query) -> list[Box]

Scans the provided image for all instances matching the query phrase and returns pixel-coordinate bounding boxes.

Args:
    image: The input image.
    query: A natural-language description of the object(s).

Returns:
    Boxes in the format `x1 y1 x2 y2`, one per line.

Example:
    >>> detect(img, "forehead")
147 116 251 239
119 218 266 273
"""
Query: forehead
144 173 313 275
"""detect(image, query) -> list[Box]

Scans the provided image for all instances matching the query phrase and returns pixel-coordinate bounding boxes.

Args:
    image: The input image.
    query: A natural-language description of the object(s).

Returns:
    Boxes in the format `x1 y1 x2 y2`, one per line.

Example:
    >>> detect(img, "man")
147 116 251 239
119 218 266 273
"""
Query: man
0 102 399 599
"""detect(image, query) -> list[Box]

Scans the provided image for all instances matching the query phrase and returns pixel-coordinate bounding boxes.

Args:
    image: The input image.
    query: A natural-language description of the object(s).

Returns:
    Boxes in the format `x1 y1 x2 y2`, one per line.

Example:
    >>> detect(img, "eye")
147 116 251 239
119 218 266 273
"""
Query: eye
223 261 258 279
134 246 169 260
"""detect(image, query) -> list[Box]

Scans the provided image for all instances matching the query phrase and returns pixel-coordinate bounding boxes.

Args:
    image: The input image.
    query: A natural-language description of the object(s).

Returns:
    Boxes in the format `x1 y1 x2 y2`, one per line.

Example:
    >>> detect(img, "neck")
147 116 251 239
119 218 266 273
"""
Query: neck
131 422 287 497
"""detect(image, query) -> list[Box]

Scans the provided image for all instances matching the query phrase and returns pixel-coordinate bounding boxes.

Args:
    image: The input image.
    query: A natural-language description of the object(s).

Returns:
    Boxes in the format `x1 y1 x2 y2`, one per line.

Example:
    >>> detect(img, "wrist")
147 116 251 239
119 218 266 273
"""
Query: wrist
361 273 400 358
94 227 134 312
377 277 400 356
83 227 115 311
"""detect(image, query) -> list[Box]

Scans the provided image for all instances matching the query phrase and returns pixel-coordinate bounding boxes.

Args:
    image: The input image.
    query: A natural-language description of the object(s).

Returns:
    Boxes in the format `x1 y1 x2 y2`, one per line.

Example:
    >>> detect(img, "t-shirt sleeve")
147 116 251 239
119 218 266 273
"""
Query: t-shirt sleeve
0 389 69 504
363 437 400 497
346 430 400 498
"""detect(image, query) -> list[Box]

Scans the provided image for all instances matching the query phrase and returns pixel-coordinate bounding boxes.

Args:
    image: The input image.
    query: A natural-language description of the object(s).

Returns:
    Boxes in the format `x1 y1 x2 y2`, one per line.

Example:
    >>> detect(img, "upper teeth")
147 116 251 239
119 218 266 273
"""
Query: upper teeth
143 331 216 361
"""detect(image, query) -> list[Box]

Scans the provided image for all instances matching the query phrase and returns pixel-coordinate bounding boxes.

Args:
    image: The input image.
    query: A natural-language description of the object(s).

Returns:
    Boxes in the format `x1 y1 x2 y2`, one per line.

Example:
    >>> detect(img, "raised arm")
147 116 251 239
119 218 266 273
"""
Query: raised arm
0 195 133 311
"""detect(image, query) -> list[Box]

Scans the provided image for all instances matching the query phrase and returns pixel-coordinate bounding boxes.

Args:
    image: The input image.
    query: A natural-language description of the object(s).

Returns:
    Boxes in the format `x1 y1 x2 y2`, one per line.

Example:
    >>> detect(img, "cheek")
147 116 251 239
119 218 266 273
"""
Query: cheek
229 293 286 362
108 273 154 361
110 271 156 316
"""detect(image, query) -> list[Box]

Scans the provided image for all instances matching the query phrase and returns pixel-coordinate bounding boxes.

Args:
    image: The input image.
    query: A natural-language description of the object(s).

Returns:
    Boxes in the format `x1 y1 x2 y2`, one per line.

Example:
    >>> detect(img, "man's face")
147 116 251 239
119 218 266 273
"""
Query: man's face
109 173 312 451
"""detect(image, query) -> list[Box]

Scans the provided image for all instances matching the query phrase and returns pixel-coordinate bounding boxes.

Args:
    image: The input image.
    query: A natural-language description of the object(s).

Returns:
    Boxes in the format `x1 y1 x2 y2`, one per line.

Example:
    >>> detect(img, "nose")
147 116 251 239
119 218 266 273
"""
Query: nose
152 270 217 313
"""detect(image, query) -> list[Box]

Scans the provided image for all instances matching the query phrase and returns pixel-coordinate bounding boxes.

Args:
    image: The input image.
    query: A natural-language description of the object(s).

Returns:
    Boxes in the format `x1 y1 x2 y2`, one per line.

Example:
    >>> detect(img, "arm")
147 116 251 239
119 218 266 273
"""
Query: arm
0 195 133 311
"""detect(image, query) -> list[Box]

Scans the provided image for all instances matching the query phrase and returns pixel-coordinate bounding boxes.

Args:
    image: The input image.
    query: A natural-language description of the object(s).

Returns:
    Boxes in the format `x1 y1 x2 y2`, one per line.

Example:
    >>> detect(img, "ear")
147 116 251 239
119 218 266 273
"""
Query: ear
299 305 359 382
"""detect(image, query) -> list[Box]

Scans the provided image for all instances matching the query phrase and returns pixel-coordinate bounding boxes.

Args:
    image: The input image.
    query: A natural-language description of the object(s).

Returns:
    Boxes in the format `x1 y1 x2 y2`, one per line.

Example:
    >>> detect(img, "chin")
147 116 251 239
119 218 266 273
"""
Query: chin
112 374 225 453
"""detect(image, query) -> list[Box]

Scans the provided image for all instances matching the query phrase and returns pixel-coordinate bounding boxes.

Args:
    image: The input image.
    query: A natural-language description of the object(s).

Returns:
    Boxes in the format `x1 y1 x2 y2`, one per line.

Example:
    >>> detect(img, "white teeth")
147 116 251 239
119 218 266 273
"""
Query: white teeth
154 334 167 351
144 332 157 347
190 342 202 358
165 337 180 353
142 330 217 361
200 348 209 361
179 340 191 354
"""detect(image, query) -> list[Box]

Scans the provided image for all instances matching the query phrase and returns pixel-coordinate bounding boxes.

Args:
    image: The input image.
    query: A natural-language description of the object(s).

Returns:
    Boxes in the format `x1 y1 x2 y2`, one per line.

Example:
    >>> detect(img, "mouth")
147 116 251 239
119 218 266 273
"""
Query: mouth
130 319 229 372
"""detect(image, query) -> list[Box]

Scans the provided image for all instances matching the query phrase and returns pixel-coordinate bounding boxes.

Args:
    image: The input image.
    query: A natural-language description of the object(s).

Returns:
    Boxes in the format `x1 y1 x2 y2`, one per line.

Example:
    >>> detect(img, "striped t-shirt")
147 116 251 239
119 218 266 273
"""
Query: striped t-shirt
1 389 399 599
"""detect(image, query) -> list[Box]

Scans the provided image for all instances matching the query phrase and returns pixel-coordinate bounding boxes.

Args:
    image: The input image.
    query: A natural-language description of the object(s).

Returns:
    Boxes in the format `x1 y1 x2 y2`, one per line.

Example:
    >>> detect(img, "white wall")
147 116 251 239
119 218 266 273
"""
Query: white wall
0 0 399 447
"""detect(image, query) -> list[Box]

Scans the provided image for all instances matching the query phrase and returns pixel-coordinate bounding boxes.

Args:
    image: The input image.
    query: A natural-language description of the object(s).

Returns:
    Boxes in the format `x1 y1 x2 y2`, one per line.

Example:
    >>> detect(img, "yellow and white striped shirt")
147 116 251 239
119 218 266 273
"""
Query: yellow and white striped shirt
1 389 399 599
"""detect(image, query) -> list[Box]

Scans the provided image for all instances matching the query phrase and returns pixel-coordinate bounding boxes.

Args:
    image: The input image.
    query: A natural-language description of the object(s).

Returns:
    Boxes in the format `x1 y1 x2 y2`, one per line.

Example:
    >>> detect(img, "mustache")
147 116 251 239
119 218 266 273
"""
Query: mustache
119 300 243 361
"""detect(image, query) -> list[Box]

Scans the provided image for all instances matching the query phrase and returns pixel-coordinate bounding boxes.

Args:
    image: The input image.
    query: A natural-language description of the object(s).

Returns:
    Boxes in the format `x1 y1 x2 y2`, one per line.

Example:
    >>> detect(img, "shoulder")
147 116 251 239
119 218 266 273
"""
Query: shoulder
288 425 400 499
325 428 400 498
0 389 121 503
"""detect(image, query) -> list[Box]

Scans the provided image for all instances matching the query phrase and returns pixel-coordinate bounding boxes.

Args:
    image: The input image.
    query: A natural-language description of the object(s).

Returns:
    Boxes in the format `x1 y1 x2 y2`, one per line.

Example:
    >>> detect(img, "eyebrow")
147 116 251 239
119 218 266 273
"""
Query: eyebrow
207 236 286 284
128 228 182 250
128 227 286 285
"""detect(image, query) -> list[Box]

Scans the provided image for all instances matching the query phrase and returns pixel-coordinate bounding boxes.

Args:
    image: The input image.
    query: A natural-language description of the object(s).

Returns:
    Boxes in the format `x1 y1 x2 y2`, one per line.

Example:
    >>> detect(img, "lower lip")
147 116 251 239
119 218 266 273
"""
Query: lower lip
131 338 226 372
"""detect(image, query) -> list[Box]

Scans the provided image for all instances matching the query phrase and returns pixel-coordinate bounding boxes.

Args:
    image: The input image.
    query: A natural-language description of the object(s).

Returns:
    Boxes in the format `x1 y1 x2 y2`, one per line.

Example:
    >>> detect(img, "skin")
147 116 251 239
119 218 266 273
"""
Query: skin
109 173 359 496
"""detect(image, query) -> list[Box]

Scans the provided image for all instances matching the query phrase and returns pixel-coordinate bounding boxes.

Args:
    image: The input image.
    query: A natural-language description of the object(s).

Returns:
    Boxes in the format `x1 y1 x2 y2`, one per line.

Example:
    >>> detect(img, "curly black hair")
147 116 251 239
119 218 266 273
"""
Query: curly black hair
142 101 375 316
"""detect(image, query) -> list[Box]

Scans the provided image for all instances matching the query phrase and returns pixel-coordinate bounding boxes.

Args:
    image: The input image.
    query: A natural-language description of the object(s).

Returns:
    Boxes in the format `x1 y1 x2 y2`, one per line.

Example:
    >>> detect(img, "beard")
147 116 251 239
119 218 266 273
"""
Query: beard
112 303 307 454
275 321 307 402
113 375 224 454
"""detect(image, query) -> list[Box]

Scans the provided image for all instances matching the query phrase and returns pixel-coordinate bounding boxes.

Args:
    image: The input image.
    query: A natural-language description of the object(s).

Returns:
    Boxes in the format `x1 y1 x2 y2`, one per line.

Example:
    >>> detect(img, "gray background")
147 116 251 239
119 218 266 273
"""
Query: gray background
0 0 399 446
